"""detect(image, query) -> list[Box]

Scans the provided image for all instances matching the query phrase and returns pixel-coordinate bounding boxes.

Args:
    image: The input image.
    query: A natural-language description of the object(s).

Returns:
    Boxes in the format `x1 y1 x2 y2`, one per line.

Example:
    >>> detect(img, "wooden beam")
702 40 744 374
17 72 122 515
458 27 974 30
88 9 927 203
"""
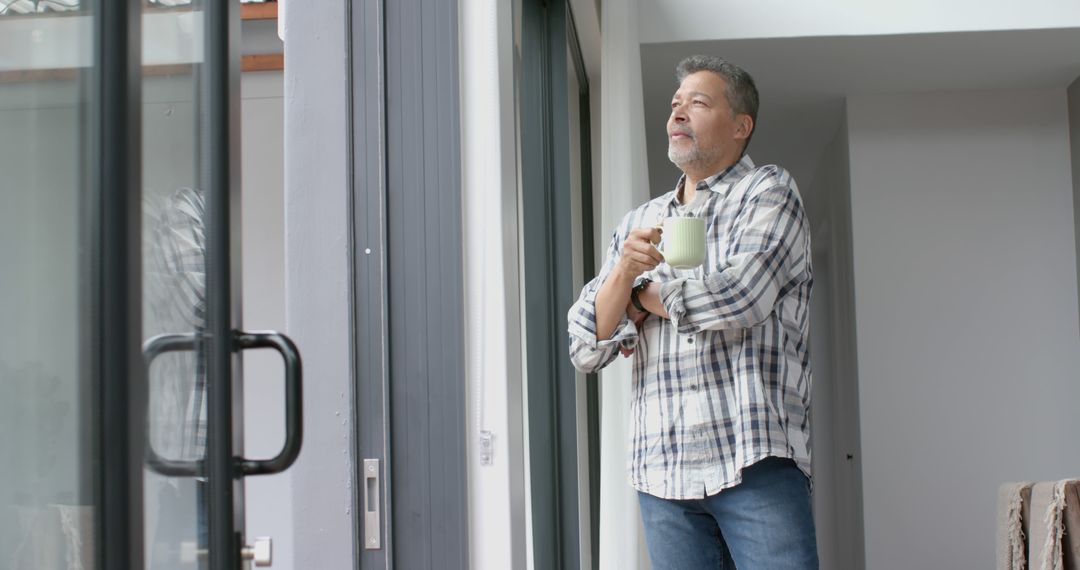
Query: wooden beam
0 54 283 84
241 53 284 72
0 67 77 83
241 2 278 20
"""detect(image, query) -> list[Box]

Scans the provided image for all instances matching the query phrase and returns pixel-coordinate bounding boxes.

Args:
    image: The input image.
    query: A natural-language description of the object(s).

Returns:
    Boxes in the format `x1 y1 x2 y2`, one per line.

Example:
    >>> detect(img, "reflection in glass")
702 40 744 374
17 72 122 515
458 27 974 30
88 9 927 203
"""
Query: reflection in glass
0 0 203 17
0 6 96 570
141 3 207 568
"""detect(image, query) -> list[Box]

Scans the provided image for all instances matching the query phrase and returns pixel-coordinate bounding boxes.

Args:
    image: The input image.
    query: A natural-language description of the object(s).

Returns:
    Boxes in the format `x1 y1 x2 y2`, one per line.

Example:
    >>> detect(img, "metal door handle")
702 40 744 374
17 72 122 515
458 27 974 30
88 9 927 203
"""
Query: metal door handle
234 331 304 476
143 330 304 478
143 332 203 477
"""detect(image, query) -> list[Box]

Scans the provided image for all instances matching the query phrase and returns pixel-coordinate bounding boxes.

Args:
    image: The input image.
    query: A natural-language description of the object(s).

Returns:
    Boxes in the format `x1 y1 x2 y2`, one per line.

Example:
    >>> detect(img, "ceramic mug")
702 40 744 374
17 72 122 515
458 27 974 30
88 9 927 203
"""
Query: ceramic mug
658 217 706 268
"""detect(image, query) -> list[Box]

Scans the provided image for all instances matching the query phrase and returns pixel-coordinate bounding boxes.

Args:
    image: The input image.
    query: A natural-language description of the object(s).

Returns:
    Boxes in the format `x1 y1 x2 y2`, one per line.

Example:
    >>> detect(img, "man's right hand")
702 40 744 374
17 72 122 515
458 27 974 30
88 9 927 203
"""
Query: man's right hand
615 226 664 280
594 226 664 342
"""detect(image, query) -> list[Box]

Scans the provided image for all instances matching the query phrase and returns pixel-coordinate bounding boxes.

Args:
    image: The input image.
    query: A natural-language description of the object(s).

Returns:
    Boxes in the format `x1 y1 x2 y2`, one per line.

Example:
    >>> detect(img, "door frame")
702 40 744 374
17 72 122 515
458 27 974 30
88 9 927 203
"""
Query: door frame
95 0 146 566
349 0 470 568
94 1 253 567
519 0 598 567
201 0 247 567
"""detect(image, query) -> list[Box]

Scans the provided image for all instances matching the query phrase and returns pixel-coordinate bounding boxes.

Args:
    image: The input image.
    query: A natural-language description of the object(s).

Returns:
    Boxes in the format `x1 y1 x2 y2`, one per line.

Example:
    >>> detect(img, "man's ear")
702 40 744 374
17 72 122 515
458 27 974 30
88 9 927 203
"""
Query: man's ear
734 114 754 141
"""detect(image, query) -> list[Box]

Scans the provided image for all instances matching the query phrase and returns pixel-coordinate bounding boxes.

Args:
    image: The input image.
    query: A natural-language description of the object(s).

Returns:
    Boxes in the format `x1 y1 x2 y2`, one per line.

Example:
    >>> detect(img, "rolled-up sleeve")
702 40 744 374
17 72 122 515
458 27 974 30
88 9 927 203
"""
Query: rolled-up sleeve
660 182 810 334
568 217 639 374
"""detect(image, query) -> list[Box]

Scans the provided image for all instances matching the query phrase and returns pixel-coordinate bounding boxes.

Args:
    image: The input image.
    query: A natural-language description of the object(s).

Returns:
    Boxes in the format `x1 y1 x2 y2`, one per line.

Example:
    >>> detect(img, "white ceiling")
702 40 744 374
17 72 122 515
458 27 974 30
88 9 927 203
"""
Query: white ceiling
640 27 1080 199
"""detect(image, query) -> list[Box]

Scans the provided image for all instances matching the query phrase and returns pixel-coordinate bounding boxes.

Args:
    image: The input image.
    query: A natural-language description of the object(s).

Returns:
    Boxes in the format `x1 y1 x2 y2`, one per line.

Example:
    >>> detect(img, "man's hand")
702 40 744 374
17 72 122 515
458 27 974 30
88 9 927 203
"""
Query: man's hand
595 226 663 342
615 227 664 280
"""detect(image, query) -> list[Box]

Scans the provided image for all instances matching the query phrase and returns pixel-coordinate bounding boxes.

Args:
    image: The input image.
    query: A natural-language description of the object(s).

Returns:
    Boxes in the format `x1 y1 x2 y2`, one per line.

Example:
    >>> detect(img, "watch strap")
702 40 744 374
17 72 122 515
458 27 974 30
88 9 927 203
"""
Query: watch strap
631 279 651 313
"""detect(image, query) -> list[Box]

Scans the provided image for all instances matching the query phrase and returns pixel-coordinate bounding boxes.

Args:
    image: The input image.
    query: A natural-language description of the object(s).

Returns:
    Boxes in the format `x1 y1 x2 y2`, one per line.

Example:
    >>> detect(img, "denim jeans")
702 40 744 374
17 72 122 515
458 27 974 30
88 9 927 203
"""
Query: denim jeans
637 457 819 570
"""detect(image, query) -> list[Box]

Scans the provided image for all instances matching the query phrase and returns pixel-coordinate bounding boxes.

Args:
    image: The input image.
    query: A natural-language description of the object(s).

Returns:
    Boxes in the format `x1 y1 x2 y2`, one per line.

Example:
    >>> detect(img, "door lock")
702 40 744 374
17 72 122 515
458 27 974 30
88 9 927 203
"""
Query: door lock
241 537 273 567
364 459 381 549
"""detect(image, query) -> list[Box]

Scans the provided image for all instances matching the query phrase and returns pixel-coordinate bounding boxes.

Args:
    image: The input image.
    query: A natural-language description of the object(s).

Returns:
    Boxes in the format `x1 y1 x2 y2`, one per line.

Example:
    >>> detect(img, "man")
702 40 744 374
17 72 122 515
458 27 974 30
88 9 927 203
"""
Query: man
568 55 817 569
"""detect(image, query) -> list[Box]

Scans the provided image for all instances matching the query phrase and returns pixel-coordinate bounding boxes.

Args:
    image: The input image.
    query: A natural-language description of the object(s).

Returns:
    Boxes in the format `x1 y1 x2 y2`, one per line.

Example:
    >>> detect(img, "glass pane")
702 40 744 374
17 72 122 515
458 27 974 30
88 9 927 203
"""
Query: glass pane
0 3 97 570
141 1 207 568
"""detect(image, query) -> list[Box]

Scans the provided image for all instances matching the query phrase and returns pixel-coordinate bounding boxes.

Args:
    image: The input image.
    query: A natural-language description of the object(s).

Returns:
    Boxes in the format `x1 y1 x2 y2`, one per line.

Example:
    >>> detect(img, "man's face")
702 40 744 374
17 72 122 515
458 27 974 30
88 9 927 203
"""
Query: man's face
666 71 750 173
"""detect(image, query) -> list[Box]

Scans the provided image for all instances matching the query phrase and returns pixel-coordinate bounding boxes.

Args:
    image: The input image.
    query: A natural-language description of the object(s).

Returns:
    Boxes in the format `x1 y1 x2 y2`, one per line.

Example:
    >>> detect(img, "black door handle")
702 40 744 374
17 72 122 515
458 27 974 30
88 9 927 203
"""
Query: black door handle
143 332 204 477
142 330 303 478
233 331 303 476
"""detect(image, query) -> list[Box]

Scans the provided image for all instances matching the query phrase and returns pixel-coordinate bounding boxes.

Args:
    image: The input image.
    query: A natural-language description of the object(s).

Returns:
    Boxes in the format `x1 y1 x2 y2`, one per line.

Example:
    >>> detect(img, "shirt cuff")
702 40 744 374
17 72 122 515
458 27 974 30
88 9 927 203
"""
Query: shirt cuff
568 309 638 350
659 278 688 331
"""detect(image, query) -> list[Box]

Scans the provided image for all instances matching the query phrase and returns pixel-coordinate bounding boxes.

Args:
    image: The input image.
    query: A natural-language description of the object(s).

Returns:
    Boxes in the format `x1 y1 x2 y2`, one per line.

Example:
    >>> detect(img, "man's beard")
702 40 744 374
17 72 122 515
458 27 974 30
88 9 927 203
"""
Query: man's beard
667 142 701 167
668 139 721 170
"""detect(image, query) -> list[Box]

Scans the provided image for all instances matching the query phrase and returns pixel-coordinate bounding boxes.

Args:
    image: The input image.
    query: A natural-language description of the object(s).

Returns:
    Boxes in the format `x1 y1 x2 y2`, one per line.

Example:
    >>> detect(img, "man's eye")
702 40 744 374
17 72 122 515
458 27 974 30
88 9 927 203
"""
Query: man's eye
693 100 706 106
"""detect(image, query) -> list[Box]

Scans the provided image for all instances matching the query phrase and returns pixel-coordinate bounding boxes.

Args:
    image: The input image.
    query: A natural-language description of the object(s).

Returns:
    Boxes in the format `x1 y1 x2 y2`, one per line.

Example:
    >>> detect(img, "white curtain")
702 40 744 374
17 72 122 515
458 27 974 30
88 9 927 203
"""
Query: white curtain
599 1 652 568
461 0 528 568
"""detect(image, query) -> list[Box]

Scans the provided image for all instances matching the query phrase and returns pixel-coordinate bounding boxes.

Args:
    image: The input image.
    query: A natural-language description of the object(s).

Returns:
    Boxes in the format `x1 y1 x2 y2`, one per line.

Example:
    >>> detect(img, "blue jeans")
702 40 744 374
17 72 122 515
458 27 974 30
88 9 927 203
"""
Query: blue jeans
637 457 819 570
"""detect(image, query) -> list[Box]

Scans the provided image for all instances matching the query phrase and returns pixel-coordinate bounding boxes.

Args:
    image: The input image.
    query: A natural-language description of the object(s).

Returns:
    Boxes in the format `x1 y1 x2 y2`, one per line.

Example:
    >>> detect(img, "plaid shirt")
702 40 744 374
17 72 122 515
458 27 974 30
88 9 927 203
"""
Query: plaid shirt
145 186 208 461
568 155 813 499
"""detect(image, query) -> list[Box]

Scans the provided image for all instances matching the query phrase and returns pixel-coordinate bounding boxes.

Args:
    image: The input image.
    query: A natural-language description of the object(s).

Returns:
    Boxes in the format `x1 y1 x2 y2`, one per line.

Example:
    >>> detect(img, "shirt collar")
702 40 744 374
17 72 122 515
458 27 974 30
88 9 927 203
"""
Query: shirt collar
668 154 756 207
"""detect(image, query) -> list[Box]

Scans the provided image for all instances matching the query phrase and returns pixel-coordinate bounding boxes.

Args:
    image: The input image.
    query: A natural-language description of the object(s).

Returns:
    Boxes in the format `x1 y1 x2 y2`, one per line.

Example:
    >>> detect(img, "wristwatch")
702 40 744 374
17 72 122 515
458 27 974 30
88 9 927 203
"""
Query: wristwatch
631 278 652 314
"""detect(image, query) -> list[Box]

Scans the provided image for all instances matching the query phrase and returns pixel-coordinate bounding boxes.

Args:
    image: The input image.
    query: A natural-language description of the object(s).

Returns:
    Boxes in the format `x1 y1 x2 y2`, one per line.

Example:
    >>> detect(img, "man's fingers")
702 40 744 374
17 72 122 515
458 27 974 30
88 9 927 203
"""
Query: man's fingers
628 226 663 245
647 226 663 245
618 227 666 278
627 227 664 258
625 240 664 264
644 242 665 264
624 251 659 270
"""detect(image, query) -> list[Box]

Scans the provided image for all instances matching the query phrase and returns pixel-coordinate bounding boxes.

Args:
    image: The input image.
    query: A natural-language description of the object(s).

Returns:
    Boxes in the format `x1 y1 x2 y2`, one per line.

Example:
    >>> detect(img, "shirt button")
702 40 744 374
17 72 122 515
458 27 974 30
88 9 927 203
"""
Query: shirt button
688 384 699 391
686 337 694 344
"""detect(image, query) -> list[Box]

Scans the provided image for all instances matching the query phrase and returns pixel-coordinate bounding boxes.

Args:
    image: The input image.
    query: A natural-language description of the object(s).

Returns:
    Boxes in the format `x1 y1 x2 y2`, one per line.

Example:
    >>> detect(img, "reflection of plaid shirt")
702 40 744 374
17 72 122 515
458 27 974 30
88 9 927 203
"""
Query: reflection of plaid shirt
145 186 207 460
568 155 814 500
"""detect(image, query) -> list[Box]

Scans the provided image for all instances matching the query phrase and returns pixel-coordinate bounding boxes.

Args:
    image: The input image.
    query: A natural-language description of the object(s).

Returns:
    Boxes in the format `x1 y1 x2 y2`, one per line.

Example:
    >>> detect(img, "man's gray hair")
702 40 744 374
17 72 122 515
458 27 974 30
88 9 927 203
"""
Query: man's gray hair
675 55 759 145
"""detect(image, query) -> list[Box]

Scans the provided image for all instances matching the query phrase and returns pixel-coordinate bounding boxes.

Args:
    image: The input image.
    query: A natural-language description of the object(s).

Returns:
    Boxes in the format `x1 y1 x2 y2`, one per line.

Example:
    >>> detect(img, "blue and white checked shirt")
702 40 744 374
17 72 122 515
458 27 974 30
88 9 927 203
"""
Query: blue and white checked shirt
568 155 813 500
146 186 208 461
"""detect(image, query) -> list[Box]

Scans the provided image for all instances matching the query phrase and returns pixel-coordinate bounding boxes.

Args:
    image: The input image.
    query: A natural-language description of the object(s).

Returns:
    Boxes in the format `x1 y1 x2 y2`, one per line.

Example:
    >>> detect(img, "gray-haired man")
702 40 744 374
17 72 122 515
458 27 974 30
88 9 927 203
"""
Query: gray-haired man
568 55 818 569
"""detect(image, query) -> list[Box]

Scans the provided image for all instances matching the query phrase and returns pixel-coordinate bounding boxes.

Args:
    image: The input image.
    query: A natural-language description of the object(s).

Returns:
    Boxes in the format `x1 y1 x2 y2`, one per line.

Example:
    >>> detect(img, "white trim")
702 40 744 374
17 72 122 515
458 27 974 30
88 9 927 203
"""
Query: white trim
282 0 356 567
598 0 652 568
460 0 528 567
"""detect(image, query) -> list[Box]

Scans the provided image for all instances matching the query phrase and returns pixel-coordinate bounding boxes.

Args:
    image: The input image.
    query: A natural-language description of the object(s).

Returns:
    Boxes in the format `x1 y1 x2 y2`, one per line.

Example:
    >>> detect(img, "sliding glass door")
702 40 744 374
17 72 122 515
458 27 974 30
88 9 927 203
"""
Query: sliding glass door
1 2 300 568
0 2 100 568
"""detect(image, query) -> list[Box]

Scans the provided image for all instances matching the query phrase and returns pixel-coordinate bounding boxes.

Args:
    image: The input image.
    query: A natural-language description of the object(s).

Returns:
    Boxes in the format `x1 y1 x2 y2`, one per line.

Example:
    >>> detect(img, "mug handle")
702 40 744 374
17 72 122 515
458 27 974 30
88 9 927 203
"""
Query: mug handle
651 224 665 253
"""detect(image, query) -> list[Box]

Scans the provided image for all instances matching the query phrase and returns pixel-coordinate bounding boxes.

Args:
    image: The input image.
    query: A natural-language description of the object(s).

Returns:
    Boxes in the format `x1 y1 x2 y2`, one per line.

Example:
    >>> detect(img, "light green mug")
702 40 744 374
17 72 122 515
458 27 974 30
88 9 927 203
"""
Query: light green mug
659 217 706 269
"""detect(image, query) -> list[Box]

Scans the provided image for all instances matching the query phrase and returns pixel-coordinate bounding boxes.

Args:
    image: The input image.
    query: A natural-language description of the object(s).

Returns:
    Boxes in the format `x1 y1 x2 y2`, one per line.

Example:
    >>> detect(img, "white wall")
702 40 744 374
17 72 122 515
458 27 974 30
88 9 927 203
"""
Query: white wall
808 116 866 570
638 0 1080 44
807 252 836 568
847 89 1080 570
1069 77 1080 329
240 70 292 570
282 0 357 568
804 121 859 570
597 1 653 569
460 0 529 567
